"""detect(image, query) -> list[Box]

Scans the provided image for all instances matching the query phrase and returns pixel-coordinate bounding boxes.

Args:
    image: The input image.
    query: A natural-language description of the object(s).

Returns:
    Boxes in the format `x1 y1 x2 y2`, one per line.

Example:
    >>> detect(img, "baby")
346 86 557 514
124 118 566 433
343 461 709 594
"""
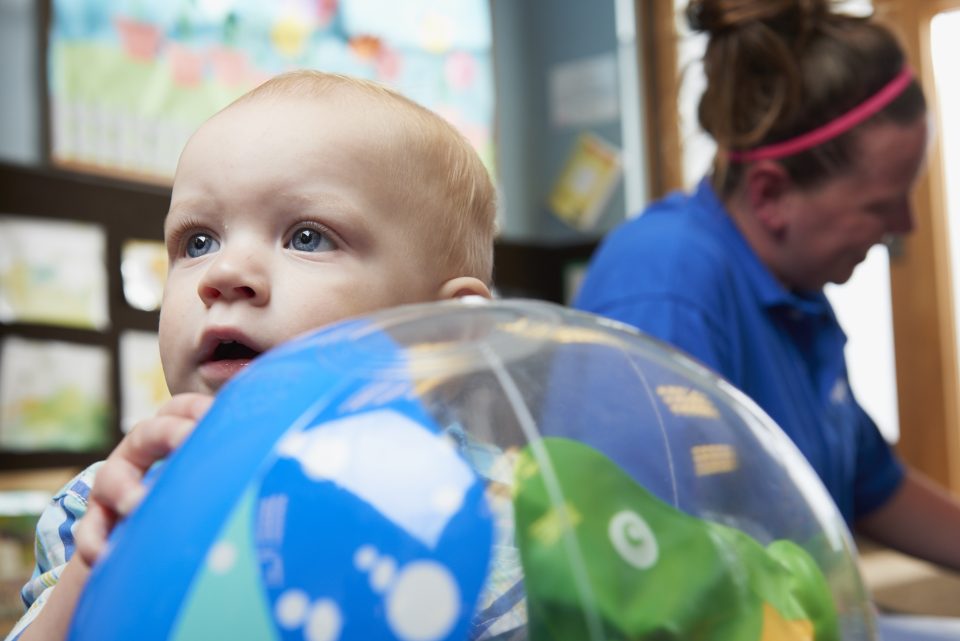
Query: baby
9 70 497 641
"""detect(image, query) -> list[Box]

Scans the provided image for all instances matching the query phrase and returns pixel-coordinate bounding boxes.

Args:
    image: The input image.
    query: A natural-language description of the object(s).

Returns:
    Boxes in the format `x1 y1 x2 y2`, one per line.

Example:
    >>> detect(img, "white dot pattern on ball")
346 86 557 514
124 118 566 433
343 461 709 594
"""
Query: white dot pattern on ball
354 544 378 571
206 541 237 574
370 556 397 593
275 590 310 629
305 599 343 641
386 561 460 641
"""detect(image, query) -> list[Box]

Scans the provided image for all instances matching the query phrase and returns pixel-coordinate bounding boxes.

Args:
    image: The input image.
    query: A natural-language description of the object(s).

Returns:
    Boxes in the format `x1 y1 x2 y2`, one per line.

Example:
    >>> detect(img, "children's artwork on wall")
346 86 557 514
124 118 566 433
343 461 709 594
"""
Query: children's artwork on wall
0 215 109 330
121 239 168 312
120 330 171 433
0 336 112 452
48 0 495 183
548 133 622 231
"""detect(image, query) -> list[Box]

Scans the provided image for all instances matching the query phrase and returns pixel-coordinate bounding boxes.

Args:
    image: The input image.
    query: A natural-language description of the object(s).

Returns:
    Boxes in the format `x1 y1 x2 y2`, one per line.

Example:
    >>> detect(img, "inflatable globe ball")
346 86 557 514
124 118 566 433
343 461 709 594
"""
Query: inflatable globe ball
69 298 876 641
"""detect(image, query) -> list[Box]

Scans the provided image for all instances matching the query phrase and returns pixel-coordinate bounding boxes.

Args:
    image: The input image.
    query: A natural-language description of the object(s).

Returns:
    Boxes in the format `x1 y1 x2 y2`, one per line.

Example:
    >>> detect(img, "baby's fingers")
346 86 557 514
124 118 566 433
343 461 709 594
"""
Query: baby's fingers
78 394 212 566
92 410 201 512
90 396 210 509
116 411 201 471
75 501 116 567
156 392 214 422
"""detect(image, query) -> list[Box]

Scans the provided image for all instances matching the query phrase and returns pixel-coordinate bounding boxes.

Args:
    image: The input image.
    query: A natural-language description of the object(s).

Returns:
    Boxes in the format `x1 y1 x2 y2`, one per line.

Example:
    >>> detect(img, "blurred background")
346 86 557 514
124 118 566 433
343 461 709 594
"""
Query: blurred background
2 0 960 632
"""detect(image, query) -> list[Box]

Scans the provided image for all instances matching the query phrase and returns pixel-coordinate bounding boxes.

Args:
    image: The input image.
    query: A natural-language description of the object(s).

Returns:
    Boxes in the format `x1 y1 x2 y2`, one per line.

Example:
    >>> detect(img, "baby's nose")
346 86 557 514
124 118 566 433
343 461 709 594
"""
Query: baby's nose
197 250 270 306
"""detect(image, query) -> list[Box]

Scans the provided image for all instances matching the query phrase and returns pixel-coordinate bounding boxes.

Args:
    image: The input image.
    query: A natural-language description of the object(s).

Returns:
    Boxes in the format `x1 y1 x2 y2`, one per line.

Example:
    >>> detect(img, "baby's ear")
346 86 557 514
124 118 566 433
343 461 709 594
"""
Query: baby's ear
436 276 491 301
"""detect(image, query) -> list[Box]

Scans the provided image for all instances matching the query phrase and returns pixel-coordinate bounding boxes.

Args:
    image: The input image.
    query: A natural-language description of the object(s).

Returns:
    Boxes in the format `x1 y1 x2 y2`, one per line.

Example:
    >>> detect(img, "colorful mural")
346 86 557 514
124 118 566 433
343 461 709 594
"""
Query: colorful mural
49 0 495 181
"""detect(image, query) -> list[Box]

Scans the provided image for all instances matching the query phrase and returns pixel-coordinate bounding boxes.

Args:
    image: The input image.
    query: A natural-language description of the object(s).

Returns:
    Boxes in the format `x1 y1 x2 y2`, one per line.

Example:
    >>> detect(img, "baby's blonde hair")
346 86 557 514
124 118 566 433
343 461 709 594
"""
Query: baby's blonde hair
231 70 497 285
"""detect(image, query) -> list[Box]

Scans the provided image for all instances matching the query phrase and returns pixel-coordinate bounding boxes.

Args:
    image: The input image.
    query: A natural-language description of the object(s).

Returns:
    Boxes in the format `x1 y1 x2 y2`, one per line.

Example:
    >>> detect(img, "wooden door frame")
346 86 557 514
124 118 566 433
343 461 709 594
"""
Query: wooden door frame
638 0 685 200
640 0 960 493
874 0 960 493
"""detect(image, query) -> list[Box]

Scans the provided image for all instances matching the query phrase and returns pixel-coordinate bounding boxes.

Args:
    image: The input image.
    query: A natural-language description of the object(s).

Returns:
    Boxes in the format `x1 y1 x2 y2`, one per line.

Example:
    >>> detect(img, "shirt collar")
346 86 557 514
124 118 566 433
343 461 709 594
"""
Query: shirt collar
693 178 833 318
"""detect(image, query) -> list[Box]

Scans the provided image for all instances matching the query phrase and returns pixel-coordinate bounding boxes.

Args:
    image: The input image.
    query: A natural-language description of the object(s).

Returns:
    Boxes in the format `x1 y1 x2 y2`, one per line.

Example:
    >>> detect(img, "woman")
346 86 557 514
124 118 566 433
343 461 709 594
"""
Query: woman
575 1 960 634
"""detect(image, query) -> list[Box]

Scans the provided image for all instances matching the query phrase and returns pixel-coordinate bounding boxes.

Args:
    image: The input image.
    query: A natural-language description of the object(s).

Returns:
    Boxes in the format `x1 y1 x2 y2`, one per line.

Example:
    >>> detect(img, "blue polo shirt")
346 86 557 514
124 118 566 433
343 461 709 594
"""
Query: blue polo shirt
574 179 904 525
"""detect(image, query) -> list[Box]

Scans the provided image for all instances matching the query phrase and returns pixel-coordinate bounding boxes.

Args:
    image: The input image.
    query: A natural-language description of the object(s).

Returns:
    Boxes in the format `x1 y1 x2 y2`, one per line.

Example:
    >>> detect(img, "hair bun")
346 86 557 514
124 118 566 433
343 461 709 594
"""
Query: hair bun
685 0 832 36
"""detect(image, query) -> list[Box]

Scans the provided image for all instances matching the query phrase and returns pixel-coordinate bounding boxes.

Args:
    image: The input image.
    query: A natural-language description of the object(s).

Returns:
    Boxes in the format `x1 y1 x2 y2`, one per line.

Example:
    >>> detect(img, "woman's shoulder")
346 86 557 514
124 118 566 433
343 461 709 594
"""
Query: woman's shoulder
594 192 735 280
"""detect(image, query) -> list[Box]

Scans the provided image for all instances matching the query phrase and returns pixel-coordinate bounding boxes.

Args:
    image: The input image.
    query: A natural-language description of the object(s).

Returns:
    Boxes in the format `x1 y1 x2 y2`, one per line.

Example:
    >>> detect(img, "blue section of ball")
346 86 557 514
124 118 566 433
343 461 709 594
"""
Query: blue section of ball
255 407 492 641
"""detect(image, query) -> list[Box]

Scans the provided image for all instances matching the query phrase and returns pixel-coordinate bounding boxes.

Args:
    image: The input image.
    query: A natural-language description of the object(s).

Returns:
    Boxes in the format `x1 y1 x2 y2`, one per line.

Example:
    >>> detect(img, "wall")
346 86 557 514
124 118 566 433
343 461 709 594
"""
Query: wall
491 0 629 242
0 0 41 166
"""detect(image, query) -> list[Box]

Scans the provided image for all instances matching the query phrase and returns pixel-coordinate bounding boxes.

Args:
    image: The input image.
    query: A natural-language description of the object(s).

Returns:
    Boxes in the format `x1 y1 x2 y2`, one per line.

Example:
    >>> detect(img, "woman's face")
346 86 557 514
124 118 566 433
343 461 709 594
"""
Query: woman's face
773 116 929 291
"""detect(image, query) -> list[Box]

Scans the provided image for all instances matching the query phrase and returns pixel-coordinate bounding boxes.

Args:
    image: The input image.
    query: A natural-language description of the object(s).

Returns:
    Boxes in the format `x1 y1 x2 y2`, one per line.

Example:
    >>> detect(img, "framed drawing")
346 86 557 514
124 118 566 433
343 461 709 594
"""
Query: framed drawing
0 336 111 453
0 215 109 330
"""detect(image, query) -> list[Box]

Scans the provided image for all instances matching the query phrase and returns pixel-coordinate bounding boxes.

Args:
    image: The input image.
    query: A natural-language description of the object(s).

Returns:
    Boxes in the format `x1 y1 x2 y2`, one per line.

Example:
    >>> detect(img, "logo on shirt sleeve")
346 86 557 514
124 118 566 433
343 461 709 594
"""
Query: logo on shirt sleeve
829 378 849 406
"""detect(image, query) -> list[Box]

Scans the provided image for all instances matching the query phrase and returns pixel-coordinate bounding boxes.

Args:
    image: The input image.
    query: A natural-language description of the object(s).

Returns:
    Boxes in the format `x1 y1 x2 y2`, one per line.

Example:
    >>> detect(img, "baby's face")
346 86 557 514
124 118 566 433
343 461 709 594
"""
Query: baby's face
159 95 442 395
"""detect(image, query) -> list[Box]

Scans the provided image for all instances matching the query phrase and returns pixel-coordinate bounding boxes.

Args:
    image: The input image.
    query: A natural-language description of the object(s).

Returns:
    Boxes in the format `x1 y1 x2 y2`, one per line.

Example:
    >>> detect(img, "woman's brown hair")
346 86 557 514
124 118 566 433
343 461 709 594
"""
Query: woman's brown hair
687 0 926 195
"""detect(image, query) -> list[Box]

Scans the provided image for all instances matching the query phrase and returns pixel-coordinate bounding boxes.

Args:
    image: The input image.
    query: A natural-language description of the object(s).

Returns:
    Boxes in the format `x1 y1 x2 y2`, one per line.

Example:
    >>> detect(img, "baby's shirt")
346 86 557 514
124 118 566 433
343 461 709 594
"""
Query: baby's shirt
5 462 103 641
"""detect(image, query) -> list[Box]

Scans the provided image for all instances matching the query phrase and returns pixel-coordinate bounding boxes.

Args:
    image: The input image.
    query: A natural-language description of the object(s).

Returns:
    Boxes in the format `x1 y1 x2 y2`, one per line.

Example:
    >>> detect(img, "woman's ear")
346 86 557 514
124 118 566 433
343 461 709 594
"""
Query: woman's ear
436 276 492 301
744 160 793 237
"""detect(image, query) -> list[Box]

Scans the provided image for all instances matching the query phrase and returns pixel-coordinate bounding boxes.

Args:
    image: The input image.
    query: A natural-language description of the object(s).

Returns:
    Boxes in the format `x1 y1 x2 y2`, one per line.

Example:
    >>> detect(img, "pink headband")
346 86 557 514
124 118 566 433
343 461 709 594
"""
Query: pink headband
727 67 915 163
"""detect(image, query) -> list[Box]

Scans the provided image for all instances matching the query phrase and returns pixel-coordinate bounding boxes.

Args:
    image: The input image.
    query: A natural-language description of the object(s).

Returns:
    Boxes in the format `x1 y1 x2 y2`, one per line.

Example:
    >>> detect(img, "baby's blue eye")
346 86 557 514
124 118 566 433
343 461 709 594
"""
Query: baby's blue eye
186 233 220 258
290 227 335 253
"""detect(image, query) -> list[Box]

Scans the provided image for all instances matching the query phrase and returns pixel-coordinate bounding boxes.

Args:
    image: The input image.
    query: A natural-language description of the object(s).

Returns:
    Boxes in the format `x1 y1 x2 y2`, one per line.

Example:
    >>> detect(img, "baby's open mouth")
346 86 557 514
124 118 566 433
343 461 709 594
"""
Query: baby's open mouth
210 340 261 361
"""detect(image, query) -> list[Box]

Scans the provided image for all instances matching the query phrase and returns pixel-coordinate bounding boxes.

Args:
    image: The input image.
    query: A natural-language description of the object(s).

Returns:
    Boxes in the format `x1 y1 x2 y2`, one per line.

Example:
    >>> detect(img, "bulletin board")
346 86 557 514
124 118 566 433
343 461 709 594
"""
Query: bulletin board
47 0 496 182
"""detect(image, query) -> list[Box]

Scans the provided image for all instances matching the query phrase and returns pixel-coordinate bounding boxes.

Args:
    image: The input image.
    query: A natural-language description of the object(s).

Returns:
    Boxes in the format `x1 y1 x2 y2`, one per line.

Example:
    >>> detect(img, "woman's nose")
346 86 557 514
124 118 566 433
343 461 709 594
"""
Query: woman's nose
887 200 915 236
197 247 270 307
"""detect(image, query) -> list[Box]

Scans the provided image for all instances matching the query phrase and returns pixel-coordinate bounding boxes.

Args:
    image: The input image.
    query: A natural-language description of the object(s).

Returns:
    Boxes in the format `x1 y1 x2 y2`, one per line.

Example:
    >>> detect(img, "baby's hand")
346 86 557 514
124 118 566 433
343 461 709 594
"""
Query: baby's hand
74 393 213 568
